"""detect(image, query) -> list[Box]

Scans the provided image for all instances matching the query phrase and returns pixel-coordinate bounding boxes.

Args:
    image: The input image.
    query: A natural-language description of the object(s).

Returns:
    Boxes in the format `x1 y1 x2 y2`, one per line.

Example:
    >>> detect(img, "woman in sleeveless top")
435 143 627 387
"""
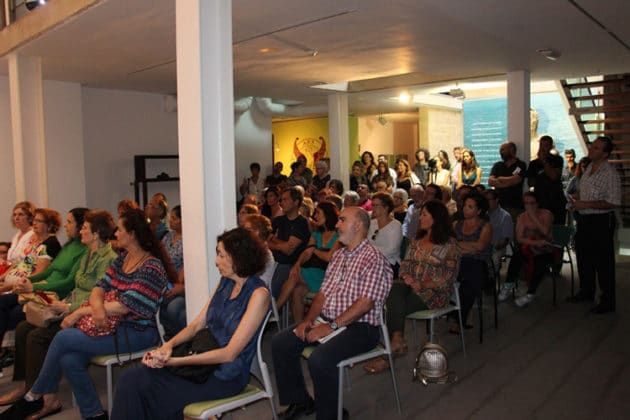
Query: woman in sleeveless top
453 192 492 331
111 227 270 420
457 149 483 189
499 192 553 307
276 202 340 323
394 158 420 194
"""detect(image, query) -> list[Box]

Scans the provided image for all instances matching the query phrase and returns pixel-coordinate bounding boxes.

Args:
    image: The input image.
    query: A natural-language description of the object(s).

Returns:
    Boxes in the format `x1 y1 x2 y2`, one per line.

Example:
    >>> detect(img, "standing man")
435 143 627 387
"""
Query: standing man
402 184 424 240
568 136 620 313
526 135 567 225
268 187 311 298
265 162 288 189
272 207 393 420
488 141 527 224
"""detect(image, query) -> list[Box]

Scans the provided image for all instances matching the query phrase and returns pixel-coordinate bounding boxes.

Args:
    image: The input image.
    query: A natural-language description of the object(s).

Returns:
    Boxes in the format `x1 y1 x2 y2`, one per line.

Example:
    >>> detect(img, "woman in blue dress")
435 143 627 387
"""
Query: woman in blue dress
110 227 270 420
275 201 340 323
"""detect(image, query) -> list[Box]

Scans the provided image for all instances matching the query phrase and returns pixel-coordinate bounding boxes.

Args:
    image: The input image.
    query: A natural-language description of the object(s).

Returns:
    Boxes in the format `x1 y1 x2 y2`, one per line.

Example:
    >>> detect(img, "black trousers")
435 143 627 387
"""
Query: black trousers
575 212 616 308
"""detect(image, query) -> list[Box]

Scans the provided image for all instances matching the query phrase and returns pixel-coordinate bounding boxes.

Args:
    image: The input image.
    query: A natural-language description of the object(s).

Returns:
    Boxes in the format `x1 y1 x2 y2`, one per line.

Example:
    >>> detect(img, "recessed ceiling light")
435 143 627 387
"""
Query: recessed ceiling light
536 48 561 61
399 92 411 103
258 47 275 54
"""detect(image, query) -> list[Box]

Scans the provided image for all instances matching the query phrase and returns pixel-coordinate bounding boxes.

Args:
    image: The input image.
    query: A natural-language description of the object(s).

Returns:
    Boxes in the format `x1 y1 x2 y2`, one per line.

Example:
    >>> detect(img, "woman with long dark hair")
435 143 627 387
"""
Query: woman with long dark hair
8 209 169 419
111 228 270 420
364 200 460 374
457 149 483 188
276 201 340 322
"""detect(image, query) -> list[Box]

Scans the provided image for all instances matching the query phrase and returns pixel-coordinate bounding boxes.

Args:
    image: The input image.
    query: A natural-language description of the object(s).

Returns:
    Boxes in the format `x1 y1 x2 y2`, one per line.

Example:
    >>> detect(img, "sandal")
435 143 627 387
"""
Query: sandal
25 403 62 420
363 357 390 374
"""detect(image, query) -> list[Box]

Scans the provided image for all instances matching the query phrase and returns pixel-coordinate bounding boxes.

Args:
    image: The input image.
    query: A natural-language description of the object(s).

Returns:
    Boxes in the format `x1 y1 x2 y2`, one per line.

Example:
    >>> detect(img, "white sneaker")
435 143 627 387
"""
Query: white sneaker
498 283 515 302
515 293 535 307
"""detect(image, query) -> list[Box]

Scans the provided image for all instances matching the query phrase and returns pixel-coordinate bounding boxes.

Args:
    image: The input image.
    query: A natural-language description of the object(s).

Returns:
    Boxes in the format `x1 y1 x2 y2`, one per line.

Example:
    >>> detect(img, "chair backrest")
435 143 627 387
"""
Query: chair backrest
250 311 274 398
451 281 462 311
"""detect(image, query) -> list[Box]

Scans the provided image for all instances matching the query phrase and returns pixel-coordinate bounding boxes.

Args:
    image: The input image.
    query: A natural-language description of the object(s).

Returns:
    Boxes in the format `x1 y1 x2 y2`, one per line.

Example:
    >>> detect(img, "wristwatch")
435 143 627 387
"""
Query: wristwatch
330 320 339 330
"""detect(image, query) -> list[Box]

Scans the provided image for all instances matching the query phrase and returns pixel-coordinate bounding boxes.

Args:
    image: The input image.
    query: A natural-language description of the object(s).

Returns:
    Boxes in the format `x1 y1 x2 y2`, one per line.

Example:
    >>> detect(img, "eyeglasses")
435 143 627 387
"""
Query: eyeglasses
371 229 379 241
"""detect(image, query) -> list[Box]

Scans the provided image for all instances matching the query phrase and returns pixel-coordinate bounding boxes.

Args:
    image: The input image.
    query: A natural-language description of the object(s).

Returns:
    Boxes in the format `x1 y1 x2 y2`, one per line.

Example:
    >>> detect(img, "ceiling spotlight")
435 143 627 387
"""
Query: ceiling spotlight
537 48 561 61
378 115 388 126
309 50 319 57
399 92 411 103
25 0 46 11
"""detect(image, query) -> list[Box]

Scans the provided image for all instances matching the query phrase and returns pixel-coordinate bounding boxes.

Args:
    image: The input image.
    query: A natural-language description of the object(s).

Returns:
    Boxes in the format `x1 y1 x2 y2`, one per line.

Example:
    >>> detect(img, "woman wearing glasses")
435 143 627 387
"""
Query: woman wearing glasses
367 192 403 278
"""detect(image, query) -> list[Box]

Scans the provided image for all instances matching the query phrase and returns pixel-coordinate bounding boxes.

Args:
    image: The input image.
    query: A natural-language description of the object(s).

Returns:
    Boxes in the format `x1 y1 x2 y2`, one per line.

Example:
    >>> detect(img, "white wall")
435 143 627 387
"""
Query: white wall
0 77 86 242
43 80 87 217
0 76 16 242
234 104 272 199
358 116 395 156
82 88 180 215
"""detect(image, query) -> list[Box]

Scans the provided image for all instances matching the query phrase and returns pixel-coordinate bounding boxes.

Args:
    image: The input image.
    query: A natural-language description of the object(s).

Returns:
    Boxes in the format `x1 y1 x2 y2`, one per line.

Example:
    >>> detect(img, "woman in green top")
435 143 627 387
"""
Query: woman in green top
0 210 117 406
20 208 90 299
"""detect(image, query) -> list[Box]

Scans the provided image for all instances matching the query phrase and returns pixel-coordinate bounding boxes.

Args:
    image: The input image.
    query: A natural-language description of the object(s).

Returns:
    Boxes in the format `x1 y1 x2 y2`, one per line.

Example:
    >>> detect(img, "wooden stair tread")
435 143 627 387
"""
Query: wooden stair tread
579 117 630 124
569 91 630 101
570 104 630 115
563 78 630 89
582 129 630 135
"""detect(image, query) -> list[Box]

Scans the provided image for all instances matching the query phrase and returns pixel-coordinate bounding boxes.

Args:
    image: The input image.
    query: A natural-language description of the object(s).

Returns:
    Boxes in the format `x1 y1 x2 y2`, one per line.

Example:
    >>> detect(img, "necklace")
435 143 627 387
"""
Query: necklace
124 251 149 273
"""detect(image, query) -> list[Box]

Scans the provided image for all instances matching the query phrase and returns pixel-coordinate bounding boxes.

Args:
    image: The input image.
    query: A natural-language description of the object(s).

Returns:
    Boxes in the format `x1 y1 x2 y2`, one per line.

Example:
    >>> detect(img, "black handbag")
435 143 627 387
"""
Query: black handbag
168 327 219 383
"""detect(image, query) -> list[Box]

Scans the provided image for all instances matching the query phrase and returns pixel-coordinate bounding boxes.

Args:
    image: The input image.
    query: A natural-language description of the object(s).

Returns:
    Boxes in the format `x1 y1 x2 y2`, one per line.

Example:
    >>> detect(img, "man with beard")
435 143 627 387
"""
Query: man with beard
488 141 527 224
272 206 393 420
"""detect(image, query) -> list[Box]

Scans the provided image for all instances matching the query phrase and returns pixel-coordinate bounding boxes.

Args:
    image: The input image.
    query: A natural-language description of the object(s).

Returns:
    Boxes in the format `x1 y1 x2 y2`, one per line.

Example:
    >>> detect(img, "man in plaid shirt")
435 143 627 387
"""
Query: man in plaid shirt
568 136 621 314
272 206 393 420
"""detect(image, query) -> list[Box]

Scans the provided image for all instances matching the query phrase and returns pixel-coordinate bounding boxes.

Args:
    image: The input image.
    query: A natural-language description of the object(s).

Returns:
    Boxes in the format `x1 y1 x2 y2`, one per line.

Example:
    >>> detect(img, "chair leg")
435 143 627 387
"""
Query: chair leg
493 280 498 329
457 310 466 356
568 247 575 297
269 397 279 420
338 366 344 420
106 365 113 415
429 319 434 343
478 294 483 344
412 320 417 346
386 352 402 414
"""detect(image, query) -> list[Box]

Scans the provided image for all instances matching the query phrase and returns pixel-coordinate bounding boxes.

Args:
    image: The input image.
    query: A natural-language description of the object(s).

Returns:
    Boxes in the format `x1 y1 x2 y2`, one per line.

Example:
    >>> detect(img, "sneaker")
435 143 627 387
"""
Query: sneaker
498 283 515 302
515 293 535 307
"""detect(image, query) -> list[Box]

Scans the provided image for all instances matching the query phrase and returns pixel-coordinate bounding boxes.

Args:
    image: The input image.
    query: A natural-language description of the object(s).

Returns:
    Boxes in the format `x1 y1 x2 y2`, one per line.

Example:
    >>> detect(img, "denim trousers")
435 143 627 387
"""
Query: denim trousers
272 322 380 420
30 325 159 418
160 295 187 337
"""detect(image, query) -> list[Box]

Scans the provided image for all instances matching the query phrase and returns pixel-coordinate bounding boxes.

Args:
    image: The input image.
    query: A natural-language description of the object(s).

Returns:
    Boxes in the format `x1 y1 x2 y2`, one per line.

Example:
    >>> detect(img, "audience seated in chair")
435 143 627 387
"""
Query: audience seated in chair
111 227 270 420
364 200 460 374
272 207 393 420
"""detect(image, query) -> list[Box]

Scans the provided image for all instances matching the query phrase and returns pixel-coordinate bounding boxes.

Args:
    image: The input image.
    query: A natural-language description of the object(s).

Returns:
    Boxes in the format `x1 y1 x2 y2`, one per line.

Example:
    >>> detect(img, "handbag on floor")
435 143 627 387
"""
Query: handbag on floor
168 327 219 383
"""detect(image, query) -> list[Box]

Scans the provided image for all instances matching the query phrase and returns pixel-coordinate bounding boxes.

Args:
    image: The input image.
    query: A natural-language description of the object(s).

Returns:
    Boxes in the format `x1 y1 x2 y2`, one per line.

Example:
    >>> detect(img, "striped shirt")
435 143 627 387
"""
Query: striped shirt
578 160 621 215
320 239 393 326
97 251 168 328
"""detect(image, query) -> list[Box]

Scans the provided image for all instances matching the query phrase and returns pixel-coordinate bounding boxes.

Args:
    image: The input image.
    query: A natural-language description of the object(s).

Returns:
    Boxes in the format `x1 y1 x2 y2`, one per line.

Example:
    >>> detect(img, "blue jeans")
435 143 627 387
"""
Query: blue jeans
160 296 187 337
271 263 292 299
31 325 159 418
272 323 380 420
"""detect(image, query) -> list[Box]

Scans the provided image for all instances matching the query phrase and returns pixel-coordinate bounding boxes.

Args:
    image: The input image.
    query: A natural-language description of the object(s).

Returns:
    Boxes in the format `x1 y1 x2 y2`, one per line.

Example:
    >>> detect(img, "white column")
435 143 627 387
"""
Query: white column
328 93 349 183
8 54 48 205
176 0 236 320
507 71 531 163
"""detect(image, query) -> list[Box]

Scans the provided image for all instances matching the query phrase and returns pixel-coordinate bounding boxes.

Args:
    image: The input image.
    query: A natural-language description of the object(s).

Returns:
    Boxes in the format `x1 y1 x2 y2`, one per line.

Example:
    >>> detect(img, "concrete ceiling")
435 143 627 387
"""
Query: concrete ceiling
1 0 629 114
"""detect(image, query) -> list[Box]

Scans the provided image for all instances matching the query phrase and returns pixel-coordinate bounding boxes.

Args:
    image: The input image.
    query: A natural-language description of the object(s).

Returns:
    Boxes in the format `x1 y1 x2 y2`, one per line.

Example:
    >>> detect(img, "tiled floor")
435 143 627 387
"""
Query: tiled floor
2 253 629 419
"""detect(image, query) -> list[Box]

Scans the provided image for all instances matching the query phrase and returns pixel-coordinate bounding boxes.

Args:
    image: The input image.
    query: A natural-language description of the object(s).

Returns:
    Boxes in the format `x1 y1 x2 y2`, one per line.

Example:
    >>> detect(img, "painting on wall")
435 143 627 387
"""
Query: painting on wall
271 117 359 174
272 118 330 173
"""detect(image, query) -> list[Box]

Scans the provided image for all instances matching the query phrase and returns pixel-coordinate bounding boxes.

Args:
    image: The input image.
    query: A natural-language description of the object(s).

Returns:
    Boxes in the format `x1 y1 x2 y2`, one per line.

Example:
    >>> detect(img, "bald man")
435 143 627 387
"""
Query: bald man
272 207 393 420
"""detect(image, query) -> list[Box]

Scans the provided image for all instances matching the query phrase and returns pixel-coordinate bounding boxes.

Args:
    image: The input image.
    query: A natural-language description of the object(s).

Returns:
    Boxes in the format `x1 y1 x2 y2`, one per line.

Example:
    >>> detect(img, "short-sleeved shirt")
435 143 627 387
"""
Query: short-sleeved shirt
319 239 393 325
490 159 527 209
488 206 513 244
271 215 311 265
312 174 331 193
97 252 168 328
162 230 183 273
578 160 621 215
526 155 567 213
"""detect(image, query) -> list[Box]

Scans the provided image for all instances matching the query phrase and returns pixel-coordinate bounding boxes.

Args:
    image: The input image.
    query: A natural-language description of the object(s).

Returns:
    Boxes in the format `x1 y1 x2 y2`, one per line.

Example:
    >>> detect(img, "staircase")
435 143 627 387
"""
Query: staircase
561 74 630 226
